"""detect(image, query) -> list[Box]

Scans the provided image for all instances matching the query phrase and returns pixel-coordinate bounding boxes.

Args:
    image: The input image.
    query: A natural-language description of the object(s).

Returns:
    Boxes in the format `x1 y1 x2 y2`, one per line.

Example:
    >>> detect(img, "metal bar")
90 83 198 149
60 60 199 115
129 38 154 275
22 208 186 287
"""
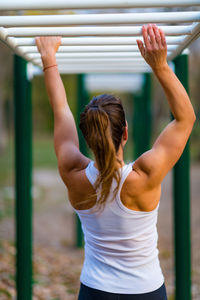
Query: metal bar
33 59 151 69
14 36 185 46
57 66 151 71
7 25 193 37
14 54 32 300
0 27 41 67
0 0 199 10
30 52 173 59
168 22 200 60
20 45 178 53
30 52 144 58
1 12 200 27
55 62 150 67
57 65 151 71
173 54 191 300
133 73 152 159
34 58 148 64
57 63 151 68
58 68 151 74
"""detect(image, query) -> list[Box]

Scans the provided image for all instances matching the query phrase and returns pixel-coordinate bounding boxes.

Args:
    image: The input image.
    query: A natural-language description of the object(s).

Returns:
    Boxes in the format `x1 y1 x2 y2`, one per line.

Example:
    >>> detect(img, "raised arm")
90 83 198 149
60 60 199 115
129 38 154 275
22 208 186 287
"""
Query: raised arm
134 24 196 188
35 37 89 181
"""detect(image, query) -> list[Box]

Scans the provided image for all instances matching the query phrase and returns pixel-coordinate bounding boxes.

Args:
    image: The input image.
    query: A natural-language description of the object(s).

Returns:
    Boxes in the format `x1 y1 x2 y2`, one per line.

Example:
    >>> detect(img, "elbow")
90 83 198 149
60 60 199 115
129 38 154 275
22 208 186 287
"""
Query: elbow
190 110 196 125
193 112 196 123
186 107 196 126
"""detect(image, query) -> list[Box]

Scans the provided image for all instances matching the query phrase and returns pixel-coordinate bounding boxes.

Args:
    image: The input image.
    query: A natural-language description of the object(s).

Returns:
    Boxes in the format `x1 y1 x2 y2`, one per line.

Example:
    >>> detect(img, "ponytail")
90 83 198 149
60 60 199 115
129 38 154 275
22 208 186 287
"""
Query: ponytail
79 95 126 212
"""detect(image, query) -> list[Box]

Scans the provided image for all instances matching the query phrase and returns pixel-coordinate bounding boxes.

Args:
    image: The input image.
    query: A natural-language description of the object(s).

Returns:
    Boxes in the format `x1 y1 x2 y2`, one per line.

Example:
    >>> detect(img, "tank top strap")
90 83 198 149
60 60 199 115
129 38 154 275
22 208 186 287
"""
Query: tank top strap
118 162 134 191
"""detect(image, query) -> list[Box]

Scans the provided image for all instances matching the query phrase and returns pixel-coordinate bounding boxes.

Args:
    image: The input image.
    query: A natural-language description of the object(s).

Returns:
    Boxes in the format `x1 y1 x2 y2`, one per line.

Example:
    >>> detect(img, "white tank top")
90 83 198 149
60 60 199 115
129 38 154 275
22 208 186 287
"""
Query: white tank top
74 161 164 294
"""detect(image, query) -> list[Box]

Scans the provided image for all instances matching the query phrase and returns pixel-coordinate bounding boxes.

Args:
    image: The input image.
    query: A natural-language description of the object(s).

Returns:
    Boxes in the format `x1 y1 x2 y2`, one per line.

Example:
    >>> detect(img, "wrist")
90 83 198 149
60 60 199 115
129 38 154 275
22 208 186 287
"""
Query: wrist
152 62 169 74
41 53 56 68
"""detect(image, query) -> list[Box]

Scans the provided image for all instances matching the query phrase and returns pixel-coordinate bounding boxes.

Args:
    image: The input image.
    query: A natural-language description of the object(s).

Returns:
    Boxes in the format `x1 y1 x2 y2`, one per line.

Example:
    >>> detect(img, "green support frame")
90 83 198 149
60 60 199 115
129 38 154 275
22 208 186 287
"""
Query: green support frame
133 73 152 159
173 54 191 300
76 74 89 248
14 55 33 300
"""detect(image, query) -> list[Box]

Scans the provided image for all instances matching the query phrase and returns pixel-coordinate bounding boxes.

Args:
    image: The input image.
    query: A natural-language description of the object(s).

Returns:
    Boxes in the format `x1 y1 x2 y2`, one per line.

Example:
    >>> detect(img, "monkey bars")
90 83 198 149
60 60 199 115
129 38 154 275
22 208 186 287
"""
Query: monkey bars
0 1 200 73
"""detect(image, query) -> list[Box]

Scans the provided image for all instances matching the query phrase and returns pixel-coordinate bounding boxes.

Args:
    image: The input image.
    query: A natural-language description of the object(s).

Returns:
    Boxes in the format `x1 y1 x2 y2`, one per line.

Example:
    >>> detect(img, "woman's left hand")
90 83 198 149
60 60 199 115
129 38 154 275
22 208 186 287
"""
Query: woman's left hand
35 36 61 58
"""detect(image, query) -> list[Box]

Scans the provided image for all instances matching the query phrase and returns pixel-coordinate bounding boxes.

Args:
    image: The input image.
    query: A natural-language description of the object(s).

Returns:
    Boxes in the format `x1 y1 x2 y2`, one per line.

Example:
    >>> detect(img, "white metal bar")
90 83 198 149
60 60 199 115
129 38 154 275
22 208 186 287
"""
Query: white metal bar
0 0 199 10
31 52 173 61
7 25 193 37
30 52 145 58
57 65 150 69
14 36 185 46
168 22 200 60
58 70 151 74
33 58 147 66
19 45 178 53
0 27 41 67
57 65 151 72
36 60 152 72
1 12 200 27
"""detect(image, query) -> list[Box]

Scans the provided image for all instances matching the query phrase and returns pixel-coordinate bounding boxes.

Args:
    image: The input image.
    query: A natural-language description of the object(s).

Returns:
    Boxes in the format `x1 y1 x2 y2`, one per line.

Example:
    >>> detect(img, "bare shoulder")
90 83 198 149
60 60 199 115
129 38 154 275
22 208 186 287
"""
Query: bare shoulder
121 166 161 212
59 155 91 189
58 158 96 209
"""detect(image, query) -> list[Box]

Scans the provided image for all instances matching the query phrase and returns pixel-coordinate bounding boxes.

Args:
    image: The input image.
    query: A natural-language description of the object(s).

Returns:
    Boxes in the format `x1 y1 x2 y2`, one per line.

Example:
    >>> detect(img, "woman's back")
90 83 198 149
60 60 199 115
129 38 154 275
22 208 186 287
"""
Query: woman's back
74 161 164 294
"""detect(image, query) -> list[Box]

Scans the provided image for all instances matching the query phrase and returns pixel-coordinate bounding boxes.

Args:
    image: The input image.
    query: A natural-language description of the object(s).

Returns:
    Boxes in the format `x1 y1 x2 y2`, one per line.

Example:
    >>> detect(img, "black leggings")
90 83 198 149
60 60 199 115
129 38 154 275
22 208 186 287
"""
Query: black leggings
78 282 168 300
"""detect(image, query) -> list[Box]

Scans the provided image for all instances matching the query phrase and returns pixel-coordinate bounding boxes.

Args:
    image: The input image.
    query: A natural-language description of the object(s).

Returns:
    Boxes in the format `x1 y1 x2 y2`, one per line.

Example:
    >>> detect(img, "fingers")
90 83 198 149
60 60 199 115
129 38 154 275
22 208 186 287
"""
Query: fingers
35 36 61 54
152 25 162 48
35 36 61 45
137 39 145 57
142 25 151 49
159 29 167 48
142 24 167 50
147 25 156 47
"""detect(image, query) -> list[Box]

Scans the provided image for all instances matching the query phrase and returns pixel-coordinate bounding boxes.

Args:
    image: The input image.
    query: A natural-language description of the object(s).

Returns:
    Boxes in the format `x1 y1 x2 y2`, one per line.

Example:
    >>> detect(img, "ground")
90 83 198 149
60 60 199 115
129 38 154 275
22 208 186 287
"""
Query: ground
0 164 199 299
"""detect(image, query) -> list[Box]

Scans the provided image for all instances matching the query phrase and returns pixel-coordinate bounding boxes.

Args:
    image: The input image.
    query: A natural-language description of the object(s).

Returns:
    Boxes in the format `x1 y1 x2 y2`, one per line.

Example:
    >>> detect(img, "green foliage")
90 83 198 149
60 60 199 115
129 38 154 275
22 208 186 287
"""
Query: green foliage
33 135 57 169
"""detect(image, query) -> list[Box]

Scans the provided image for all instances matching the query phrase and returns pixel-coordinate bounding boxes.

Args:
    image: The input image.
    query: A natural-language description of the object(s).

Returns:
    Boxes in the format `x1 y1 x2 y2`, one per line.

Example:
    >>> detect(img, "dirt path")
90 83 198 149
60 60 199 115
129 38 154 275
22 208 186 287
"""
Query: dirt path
0 165 199 299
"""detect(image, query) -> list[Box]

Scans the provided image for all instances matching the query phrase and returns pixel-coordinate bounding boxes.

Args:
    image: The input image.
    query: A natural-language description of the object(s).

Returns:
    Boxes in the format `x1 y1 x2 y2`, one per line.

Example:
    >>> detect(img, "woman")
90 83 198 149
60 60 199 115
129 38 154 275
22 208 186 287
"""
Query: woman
36 24 196 300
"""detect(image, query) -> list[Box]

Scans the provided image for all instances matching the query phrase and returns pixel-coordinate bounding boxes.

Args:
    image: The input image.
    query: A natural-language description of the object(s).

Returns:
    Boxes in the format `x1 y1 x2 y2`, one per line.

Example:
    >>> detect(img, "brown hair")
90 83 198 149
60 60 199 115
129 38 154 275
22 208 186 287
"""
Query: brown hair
79 94 126 211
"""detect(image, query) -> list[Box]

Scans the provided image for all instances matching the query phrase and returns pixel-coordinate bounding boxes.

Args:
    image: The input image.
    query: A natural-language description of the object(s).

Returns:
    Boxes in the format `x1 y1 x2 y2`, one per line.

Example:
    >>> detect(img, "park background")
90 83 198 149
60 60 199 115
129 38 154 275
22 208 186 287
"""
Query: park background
0 9 200 300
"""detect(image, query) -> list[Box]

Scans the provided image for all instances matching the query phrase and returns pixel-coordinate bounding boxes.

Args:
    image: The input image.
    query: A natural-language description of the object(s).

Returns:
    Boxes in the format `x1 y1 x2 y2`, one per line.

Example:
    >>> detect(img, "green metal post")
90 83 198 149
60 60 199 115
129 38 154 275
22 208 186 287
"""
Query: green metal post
76 74 89 248
14 55 32 300
133 73 152 159
173 54 191 300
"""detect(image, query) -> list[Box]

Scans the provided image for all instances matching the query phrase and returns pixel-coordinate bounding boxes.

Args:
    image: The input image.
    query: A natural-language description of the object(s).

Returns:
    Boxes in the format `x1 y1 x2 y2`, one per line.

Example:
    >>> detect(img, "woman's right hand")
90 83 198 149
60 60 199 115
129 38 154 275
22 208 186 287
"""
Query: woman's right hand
137 24 168 70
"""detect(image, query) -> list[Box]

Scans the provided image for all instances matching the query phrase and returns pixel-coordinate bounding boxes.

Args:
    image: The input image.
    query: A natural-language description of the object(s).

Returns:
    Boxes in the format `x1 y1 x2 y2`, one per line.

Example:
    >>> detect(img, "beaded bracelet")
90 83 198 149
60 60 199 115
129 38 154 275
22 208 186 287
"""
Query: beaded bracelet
43 64 57 72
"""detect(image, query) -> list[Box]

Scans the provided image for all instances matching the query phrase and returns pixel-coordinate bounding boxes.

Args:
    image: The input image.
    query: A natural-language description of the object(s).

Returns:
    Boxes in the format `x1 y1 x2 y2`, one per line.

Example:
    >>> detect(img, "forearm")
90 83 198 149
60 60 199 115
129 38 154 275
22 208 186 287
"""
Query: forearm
42 54 69 113
153 63 196 123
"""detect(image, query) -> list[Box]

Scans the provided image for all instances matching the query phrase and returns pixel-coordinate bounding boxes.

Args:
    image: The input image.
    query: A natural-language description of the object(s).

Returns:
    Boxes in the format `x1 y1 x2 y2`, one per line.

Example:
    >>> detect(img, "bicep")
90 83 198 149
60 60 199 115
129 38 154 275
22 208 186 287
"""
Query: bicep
134 119 194 188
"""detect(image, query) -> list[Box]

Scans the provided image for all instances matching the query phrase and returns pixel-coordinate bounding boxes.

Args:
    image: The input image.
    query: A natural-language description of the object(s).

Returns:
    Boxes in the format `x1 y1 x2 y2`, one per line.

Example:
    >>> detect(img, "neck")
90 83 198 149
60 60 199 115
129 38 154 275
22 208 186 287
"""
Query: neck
116 145 124 167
